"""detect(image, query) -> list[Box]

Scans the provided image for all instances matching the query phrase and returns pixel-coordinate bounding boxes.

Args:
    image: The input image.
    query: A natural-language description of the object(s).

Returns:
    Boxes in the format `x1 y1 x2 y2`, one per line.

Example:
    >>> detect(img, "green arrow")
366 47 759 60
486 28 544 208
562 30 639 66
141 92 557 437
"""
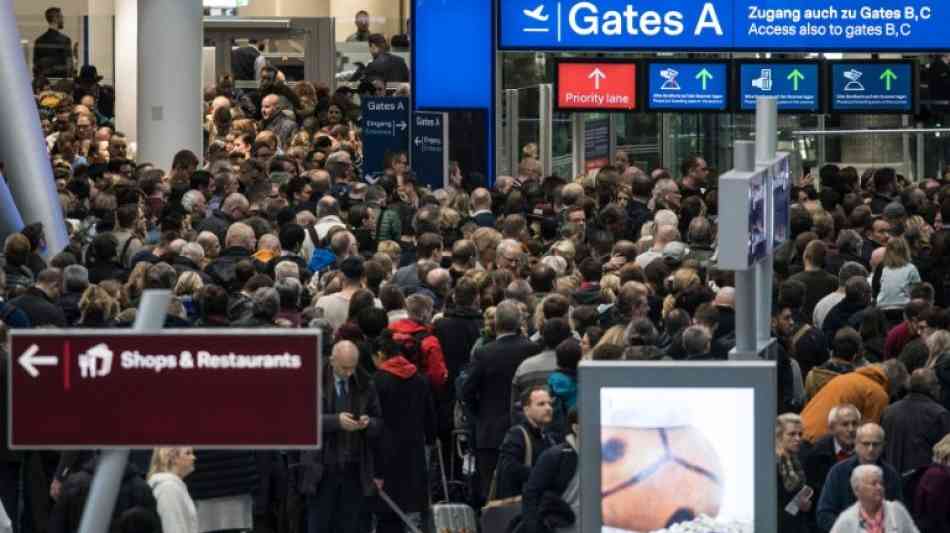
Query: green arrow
787 69 805 91
695 68 714 91
880 68 898 91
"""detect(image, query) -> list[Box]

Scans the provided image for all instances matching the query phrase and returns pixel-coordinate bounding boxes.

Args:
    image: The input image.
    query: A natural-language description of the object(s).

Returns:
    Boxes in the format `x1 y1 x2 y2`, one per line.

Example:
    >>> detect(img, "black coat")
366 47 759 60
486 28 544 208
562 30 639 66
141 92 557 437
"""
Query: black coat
473 211 496 228
495 423 557 499
372 357 437 513
173 256 213 284
882 393 950 475
299 363 382 497
186 450 260 501
462 334 542 450
434 306 483 385
801 429 840 523
206 246 253 293
522 442 578 533
777 458 809 533
362 52 410 83
195 210 236 244
48 459 158 533
9 287 66 327
59 291 83 326
87 260 129 284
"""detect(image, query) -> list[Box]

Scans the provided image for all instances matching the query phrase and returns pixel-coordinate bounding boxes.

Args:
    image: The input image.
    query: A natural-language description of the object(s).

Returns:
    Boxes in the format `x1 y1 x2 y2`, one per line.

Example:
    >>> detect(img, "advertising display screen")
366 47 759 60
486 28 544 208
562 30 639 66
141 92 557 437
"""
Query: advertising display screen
646 62 729 112
579 361 777 533
748 177 768 266
737 62 821 112
499 0 949 52
600 387 755 532
556 60 638 111
771 157 791 249
829 61 915 113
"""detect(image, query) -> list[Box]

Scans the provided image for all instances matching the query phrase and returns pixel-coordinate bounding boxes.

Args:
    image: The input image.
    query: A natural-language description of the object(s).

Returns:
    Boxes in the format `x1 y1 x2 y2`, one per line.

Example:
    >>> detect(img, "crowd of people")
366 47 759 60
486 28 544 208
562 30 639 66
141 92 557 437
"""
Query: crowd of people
1 8 950 533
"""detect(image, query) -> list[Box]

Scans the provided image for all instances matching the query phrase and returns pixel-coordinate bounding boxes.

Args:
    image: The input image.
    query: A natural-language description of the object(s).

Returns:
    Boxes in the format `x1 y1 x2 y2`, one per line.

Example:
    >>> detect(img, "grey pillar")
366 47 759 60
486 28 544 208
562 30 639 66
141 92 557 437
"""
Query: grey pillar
755 98 778 348
78 290 170 533
732 141 757 358
137 0 203 168
0 0 69 255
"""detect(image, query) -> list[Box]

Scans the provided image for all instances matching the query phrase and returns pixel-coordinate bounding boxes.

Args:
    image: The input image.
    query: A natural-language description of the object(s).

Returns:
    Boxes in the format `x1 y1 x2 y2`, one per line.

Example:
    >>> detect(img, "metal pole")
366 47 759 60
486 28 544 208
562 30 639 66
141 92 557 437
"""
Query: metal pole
0 0 69 257
732 141 757 359
755 98 778 351
504 89 519 176
538 84 553 177
78 290 170 533
572 113 585 179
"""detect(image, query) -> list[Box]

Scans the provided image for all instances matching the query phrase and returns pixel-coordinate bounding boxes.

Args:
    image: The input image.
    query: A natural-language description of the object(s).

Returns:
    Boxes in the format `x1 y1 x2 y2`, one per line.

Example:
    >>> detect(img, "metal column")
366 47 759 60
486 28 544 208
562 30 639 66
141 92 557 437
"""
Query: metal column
732 140 757 359
137 0 203 168
539 84 554 177
0 0 69 255
78 291 170 533
504 89 519 176
755 98 778 358
572 113 585 178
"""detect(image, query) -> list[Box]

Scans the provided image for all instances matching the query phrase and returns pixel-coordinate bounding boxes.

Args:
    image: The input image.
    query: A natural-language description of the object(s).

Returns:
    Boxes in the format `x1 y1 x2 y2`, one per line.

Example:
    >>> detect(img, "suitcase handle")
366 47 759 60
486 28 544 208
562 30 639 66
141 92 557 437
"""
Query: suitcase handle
378 488 424 533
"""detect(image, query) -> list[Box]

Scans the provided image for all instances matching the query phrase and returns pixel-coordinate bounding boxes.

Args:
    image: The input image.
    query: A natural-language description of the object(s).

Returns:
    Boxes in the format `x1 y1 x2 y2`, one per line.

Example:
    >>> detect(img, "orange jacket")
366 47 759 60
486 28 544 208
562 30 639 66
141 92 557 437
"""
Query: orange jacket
801 365 890 442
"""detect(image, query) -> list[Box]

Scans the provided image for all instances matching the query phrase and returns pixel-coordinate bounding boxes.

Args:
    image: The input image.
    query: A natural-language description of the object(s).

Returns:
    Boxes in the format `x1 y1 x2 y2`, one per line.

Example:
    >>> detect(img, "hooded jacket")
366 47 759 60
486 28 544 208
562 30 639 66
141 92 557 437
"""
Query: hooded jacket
804 360 856 401
372 356 436 513
388 319 448 389
801 365 890 443
148 473 198 533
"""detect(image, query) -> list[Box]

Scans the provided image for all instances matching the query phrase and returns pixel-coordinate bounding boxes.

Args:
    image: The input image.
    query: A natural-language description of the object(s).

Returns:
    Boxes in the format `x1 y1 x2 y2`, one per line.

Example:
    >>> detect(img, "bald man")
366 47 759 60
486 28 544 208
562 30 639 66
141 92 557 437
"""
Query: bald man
302 340 382 533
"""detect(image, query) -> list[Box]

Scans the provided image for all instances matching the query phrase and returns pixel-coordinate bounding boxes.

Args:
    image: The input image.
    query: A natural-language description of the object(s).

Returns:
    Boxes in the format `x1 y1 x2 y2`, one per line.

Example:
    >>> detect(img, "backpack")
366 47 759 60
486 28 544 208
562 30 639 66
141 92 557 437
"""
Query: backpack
392 329 433 376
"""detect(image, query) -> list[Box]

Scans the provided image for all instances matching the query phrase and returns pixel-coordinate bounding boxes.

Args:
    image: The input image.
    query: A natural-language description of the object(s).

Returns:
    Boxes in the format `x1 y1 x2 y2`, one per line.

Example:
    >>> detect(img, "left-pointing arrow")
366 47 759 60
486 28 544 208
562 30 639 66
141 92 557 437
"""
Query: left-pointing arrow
19 344 59 378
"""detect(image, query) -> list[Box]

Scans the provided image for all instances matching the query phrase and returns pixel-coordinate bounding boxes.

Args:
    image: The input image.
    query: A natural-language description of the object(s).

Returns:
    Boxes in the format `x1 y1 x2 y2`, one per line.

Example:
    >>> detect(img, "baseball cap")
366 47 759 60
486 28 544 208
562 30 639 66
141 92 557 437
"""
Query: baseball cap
662 241 690 263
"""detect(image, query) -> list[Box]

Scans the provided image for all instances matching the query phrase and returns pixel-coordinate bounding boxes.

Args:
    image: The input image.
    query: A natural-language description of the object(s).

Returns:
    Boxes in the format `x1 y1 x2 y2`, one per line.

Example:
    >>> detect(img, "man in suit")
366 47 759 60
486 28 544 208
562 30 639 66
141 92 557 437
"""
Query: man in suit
462 300 542 502
302 341 382 533
801 403 861 531
362 33 409 83
33 7 73 78
471 188 496 228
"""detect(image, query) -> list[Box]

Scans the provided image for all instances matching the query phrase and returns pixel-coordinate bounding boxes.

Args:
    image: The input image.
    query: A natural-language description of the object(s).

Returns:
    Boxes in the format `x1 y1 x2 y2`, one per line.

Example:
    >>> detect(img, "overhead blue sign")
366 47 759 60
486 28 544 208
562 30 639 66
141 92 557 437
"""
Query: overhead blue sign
646 62 728 111
829 62 914 113
498 0 947 51
411 112 448 191
738 63 820 112
414 0 492 109
360 97 410 182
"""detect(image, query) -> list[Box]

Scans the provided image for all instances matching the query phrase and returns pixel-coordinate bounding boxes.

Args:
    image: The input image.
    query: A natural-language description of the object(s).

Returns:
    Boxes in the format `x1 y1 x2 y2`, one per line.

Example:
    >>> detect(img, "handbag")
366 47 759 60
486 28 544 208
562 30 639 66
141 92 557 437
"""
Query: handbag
480 426 532 532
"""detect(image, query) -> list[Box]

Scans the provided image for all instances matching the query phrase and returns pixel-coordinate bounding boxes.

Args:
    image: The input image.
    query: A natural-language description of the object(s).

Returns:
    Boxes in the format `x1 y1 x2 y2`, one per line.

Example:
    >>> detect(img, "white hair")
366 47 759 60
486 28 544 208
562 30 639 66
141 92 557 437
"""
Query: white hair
274 261 300 282
654 209 679 229
181 242 205 264
850 464 883 492
540 255 567 276
828 404 862 427
181 189 205 214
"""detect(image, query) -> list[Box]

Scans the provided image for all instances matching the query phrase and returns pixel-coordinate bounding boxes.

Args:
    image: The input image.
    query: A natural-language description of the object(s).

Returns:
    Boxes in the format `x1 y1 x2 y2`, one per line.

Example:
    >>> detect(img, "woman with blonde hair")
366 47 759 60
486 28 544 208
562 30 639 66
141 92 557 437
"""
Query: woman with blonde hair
147 448 198 533
876 237 921 307
174 271 205 321
662 267 700 318
776 413 812 533
77 285 119 327
124 262 151 307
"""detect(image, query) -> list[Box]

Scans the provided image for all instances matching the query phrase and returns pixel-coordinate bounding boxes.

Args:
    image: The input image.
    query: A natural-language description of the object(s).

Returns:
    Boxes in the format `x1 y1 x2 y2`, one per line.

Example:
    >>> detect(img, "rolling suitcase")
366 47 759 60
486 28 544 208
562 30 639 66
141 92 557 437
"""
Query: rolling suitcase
432 439 478 533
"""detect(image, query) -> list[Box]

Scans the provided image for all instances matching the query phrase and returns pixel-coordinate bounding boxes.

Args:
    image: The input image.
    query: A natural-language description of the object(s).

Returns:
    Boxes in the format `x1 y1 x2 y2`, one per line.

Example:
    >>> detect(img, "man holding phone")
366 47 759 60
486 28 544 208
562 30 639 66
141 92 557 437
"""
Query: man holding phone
301 341 382 533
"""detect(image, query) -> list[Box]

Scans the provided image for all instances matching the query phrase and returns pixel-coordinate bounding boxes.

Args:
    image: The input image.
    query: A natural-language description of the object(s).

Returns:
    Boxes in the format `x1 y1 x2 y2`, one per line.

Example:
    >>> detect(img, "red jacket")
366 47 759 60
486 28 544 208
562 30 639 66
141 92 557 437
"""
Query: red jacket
389 319 448 389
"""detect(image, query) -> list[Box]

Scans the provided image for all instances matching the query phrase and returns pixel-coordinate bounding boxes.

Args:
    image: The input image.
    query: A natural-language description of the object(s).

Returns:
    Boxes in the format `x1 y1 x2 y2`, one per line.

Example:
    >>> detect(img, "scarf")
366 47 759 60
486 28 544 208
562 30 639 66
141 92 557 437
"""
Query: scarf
778 453 805 492
859 505 884 533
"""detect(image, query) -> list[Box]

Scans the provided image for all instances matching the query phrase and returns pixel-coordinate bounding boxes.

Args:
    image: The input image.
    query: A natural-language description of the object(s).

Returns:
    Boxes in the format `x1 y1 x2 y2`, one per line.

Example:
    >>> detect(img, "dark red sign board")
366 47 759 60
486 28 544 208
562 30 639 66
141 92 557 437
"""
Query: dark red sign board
556 61 638 111
7 330 321 448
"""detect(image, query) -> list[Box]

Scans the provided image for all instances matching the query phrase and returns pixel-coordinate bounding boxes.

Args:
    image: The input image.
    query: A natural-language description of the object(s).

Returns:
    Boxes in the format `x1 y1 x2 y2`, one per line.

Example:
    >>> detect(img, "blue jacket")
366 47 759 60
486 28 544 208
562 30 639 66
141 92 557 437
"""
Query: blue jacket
816 455 902 532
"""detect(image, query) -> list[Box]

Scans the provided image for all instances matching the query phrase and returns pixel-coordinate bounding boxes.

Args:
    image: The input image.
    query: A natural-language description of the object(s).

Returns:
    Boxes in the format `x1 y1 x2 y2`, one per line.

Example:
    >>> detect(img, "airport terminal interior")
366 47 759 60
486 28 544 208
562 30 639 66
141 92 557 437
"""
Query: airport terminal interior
2 1 950 533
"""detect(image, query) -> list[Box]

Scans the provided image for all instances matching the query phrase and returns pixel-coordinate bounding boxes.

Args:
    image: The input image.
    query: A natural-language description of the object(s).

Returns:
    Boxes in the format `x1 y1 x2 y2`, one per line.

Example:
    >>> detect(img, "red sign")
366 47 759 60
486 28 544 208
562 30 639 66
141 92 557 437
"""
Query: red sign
557 62 638 111
8 330 321 448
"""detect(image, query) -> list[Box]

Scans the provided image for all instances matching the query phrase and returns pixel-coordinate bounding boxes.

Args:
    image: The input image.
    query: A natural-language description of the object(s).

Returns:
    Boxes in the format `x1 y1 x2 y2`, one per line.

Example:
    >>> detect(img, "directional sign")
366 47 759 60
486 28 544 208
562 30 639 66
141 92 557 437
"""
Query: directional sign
7 330 322 448
646 62 729 112
829 61 914 113
411 111 449 191
555 60 637 111
361 97 410 182
737 62 821 113
499 0 948 52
